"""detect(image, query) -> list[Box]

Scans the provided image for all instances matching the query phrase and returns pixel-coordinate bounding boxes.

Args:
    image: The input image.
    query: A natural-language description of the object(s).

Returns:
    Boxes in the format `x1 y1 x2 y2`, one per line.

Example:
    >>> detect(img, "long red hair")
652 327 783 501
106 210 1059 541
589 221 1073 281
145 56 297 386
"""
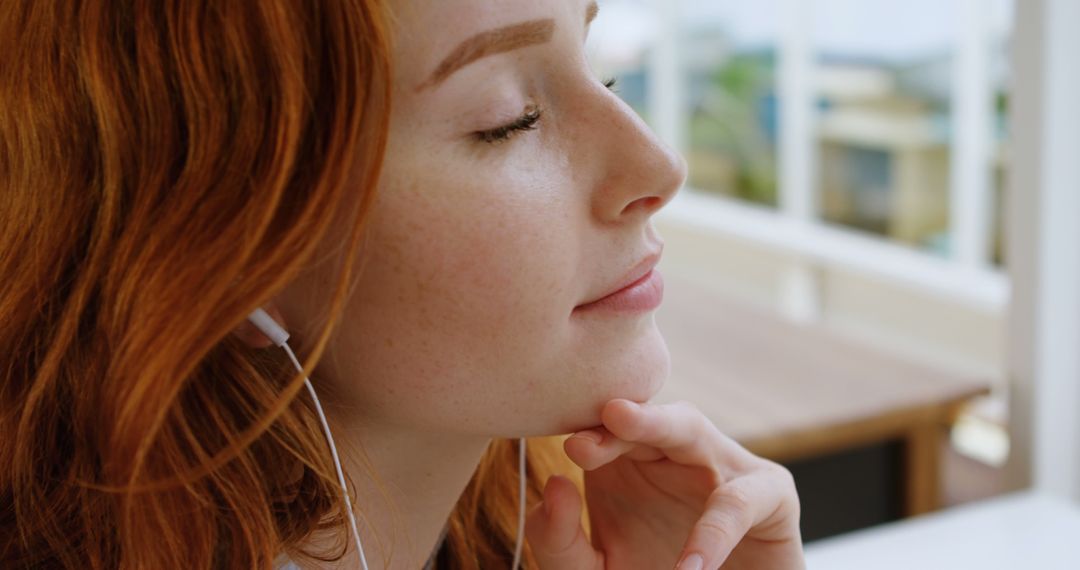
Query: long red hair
0 1 580 568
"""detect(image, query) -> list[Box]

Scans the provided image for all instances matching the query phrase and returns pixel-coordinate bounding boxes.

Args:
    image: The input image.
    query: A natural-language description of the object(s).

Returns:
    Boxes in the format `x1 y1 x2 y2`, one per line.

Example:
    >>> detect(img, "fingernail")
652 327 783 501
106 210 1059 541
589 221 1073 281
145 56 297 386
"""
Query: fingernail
572 430 603 444
676 553 703 570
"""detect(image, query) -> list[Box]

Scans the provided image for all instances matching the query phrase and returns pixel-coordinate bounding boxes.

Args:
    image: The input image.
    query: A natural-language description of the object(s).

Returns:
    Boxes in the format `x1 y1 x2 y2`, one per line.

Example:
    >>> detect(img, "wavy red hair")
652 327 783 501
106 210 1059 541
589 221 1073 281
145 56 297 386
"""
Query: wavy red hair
0 1 580 568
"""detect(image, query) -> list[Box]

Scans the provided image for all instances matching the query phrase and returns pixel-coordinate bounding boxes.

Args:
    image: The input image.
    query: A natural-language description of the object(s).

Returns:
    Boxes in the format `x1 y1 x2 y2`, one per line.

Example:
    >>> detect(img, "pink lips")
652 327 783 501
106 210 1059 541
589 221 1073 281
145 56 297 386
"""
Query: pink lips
573 249 665 314
574 268 664 313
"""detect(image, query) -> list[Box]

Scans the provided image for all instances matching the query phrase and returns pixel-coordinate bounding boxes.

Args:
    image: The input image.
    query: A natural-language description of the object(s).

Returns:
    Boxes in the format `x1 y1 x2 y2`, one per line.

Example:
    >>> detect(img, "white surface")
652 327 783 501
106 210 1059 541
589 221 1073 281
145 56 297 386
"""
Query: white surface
1004 0 1080 502
804 491 1080 569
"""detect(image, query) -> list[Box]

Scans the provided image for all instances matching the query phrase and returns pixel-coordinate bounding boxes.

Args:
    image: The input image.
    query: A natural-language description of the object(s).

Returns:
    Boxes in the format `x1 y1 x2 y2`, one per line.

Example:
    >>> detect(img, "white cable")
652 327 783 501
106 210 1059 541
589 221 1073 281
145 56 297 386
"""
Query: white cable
282 342 370 570
250 309 526 570
290 347 527 570
511 437 526 570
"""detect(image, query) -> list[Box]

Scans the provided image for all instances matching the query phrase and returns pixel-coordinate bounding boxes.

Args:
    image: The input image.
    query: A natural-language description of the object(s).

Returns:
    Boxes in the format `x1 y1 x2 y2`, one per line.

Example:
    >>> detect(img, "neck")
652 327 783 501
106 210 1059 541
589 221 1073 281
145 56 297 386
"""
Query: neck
295 415 493 570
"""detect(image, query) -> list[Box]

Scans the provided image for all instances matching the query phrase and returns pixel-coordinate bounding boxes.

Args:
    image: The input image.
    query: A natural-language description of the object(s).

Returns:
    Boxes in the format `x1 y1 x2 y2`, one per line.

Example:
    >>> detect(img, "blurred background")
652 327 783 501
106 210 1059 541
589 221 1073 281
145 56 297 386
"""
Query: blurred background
586 0 1080 565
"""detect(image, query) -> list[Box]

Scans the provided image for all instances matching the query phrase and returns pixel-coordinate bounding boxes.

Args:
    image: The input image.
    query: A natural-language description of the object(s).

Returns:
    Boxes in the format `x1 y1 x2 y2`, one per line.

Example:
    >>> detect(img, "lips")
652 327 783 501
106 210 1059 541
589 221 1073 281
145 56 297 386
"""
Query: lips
578 248 660 313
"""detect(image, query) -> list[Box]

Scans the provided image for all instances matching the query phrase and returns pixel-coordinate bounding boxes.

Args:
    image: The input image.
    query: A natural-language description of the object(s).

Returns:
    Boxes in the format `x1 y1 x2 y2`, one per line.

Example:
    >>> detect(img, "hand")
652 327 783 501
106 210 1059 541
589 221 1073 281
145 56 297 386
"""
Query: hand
525 400 805 569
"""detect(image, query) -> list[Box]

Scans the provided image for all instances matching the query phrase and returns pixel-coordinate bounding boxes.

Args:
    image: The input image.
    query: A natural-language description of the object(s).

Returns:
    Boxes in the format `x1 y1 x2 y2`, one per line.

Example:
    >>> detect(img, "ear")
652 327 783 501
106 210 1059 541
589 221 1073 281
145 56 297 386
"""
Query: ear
232 302 287 348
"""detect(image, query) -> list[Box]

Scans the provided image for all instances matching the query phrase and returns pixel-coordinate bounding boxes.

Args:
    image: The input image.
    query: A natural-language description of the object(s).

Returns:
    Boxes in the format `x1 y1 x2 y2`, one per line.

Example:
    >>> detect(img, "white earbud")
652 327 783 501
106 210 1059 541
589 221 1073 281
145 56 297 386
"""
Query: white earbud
247 307 290 347
245 308 528 570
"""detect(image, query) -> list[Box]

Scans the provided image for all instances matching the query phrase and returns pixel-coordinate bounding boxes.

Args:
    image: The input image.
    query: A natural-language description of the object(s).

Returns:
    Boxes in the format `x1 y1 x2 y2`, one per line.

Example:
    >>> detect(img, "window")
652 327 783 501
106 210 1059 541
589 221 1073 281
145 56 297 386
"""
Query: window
814 0 956 252
586 0 654 117
682 2 781 207
590 0 1011 298
813 0 1013 264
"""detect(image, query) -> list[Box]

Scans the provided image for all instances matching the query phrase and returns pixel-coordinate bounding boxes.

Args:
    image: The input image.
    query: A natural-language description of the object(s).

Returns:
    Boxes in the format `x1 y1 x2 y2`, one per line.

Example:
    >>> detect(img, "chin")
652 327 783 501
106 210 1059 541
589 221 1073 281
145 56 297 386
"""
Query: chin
551 326 671 434
611 325 671 403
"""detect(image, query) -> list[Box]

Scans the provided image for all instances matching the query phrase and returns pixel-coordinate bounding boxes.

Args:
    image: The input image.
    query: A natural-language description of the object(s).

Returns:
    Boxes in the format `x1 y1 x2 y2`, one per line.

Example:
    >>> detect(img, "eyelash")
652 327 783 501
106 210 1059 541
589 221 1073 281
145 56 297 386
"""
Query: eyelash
474 76 620 144
475 106 542 144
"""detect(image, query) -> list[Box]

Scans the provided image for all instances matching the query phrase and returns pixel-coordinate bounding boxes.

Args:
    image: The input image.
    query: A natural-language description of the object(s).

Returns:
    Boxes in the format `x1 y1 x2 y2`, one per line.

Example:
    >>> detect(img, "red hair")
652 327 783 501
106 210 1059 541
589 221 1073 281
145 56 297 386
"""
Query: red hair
0 1 580 568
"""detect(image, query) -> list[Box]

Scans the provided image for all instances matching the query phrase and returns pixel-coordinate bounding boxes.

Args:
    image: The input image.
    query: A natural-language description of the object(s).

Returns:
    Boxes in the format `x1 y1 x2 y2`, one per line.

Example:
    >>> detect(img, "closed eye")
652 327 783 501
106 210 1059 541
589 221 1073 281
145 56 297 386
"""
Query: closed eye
475 106 543 144
472 77 618 145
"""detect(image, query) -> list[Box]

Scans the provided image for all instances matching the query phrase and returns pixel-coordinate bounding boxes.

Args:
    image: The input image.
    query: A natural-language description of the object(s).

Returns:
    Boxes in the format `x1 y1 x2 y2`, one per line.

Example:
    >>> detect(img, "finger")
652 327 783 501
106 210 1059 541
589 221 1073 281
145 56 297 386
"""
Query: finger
676 470 802 569
525 475 604 570
601 400 754 473
564 427 664 471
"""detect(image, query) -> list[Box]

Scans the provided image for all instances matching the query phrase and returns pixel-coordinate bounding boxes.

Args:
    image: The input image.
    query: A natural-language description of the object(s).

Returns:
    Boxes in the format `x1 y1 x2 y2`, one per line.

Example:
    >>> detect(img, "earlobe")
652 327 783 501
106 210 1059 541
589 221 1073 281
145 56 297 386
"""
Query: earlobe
232 303 288 348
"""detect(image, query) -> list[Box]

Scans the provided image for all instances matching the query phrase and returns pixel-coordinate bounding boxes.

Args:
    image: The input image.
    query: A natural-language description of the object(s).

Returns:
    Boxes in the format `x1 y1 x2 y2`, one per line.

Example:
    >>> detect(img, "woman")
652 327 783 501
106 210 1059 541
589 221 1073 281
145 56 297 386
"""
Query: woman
0 0 804 568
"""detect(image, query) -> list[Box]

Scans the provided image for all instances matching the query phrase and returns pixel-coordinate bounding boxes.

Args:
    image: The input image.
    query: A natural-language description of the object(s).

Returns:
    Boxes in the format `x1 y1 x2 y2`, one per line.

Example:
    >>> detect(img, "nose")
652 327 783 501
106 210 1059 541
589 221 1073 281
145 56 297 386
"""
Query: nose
583 88 687 224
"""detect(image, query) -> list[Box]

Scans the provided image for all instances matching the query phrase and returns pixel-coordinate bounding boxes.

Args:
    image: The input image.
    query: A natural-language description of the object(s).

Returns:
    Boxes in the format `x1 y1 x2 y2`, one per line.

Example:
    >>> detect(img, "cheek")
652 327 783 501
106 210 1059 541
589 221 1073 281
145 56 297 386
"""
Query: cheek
395 178 575 336
325 171 581 426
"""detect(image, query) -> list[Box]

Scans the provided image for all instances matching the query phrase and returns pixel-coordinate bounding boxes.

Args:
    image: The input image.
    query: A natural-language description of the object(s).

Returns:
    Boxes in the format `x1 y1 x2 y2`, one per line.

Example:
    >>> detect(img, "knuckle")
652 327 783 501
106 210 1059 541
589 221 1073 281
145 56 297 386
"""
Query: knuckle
770 461 797 487
722 482 754 515
761 461 803 516
756 458 791 478
698 509 742 542
778 467 803 514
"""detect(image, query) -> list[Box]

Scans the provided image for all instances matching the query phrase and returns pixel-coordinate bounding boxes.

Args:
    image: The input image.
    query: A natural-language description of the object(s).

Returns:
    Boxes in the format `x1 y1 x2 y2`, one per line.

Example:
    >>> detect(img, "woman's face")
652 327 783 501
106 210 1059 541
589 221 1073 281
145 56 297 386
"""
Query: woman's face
282 0 685 438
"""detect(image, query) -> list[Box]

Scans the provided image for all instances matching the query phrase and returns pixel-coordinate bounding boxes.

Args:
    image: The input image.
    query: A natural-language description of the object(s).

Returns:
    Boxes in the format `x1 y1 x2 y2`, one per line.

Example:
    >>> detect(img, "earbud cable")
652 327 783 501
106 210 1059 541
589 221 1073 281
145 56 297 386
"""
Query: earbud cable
282 342 371 570
257 309 525 570
511 437 526 570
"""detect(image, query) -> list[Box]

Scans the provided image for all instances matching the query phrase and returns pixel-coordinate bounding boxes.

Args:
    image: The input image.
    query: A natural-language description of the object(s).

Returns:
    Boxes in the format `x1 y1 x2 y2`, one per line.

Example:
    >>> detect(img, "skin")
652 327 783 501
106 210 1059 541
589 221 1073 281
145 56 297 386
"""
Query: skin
237 0 804 568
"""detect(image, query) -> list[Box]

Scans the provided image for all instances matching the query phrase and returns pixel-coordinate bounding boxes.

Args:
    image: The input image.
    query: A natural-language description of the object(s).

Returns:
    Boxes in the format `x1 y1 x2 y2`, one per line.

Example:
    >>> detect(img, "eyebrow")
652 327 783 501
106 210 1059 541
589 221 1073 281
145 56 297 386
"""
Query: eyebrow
416 1 600 92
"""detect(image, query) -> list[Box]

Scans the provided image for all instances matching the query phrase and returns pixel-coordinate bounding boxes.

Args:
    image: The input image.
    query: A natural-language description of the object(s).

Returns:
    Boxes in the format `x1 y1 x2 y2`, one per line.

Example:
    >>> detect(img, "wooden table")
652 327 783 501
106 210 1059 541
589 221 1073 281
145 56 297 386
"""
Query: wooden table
652 271 991 533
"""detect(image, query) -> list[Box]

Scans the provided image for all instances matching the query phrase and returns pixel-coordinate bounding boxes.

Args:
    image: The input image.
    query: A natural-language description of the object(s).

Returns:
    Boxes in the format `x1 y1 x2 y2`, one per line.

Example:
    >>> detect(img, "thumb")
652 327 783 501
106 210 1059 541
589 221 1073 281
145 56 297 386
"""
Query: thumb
525 475 603 570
